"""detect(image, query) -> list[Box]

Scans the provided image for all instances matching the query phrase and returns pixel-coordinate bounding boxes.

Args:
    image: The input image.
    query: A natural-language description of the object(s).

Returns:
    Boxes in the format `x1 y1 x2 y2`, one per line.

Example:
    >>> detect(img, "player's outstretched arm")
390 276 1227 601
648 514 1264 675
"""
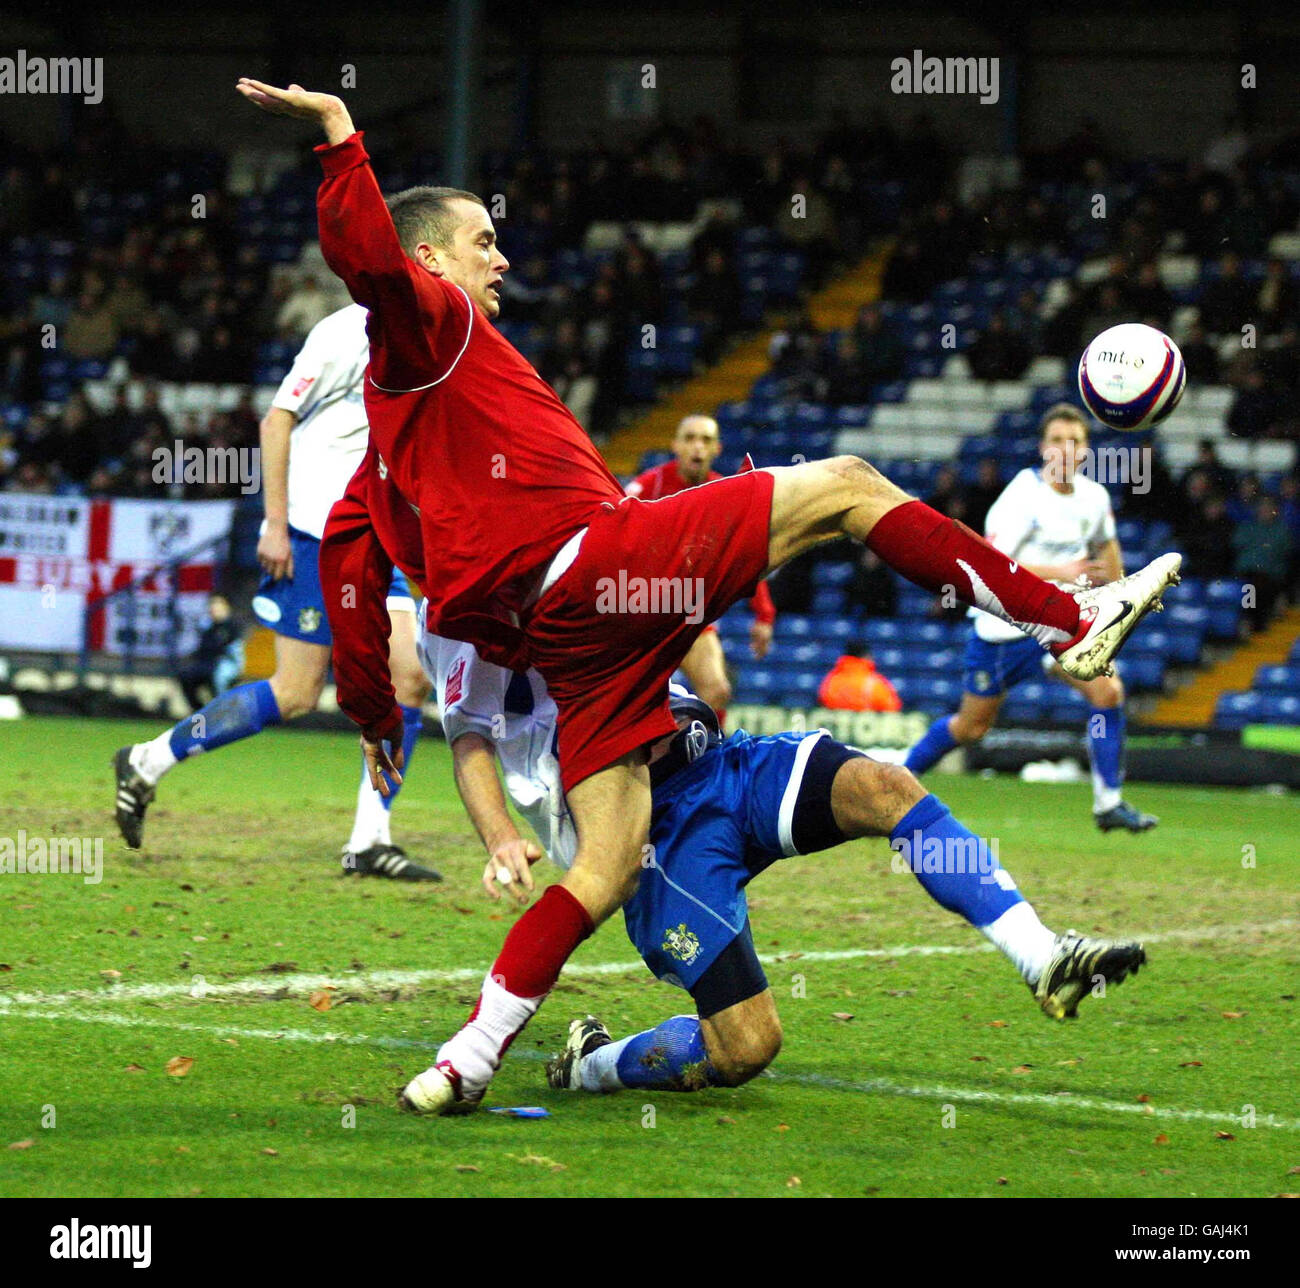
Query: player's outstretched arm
236 79 354 145
237 77 439 384
451 733 541 905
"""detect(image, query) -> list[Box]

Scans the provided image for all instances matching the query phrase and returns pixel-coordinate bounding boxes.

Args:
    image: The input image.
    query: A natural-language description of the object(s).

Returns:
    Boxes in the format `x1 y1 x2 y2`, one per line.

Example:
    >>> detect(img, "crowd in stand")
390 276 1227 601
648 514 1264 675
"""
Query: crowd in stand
2 110 1299 638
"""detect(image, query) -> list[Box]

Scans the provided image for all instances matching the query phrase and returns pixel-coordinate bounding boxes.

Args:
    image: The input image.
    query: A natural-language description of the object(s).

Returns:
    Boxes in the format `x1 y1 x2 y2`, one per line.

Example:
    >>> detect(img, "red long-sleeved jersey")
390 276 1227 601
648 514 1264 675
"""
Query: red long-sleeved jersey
625 460 776 625
315 133 622 702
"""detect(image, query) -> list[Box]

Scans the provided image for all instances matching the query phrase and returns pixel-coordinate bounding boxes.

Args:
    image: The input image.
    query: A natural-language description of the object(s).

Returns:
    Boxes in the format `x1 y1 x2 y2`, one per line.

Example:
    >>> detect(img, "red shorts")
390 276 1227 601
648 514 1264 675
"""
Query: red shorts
524 469 774 791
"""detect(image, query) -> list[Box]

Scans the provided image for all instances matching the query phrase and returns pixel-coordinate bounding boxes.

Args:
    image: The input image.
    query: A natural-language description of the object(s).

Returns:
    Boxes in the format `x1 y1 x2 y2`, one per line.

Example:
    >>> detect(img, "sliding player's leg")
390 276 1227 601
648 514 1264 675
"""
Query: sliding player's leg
827 752 1146 1019
1060 666 1158 833
401 750 652 1114
342 589 441 880
765 457 1180 680
113 633 328 849
549 975 782 1095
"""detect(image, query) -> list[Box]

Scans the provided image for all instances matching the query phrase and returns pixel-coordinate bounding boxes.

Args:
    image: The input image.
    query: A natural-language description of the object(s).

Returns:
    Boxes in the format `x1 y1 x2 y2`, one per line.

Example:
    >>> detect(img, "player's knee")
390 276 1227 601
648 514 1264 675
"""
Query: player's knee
1092 675 1124 707
709 1019 782 1086
952 710 993 742
392 662 431 709
268 671 324 720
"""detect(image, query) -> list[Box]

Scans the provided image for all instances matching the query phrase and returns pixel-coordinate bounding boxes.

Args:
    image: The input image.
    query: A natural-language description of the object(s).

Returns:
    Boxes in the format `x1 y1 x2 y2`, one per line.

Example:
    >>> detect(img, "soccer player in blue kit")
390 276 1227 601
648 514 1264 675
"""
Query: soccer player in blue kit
410 628 1149 1105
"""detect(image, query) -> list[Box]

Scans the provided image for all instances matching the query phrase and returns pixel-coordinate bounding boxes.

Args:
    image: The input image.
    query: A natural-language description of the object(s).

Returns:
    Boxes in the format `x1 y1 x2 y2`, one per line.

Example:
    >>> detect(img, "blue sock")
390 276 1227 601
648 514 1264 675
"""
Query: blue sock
890 794 1024 928
374 704 424 804
583 1015 722 1092
167 679 281 761
904 716 959 774
1087 705 1125 811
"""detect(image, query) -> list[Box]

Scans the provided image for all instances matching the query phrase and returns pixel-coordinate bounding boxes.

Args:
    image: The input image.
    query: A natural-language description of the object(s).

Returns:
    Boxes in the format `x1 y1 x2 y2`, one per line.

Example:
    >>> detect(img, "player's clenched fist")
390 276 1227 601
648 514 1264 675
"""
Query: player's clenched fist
482 837 541 905
236 79 355 145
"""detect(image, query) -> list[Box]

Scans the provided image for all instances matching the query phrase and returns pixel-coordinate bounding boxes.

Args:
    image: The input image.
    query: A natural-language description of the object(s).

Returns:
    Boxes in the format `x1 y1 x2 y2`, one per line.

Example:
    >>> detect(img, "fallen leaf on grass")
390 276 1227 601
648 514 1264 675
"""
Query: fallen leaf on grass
1154 1133 1170 1145
165 1056 194 1078
454 1165 480 1173
988 1020 1007 1028
308 988 336 1013
830 1012 853 1022
261 1148 278 1156
1215 1132 1235 1141
1178 1061 1203 1068
1011 1065 1033 1075
8 1139 33 1151
1136 1094 1152 1103
100 969 122 980
969 1055 989 1062
124 1064 145 1073
716 1116 735 1125
996 1177 1008 1186
786 1176 801 1188
1221 1011 1246 1020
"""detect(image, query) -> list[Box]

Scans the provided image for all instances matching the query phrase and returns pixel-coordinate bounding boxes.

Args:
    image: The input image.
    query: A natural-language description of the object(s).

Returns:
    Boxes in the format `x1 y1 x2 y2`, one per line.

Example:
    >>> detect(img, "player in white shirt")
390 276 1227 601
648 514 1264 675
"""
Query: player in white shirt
113 304 439 879
400 611 1147 1114
904 404 1158 832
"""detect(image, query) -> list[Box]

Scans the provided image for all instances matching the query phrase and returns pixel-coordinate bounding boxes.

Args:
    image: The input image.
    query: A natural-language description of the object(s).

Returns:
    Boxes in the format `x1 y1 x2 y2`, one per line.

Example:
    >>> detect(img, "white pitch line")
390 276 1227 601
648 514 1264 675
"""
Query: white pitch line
0 917 1293 1012
6 1005 1297 1133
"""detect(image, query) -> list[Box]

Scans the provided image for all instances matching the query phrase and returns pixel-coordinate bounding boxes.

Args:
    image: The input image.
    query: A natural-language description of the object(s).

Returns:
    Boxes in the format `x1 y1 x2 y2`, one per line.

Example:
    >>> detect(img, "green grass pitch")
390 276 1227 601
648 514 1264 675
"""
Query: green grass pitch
1 715 1296 1197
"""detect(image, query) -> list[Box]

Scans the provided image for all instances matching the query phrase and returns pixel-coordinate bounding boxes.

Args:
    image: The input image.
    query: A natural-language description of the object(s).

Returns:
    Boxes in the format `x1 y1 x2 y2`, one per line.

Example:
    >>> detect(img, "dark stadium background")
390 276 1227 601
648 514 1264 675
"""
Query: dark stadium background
2 0 1298 785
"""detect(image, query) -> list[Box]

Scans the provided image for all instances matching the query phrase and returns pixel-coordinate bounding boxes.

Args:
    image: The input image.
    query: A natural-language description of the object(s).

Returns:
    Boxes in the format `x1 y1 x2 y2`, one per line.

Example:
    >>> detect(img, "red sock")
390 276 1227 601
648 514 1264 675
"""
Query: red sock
482 883 593 1002
866 500 1081 644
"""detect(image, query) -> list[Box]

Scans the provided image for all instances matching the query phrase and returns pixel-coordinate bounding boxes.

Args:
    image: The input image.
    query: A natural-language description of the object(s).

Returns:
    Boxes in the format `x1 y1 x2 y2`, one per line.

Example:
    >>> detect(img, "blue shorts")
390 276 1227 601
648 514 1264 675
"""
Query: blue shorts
252 526 414 645
962 630 1049 698
624 728 863 1017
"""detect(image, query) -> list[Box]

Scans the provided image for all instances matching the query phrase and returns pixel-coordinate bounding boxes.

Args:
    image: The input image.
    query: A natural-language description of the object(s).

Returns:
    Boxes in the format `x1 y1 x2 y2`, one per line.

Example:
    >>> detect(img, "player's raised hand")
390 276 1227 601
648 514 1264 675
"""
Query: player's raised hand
482 837 541 905
750 619 773 659
236 79 355 143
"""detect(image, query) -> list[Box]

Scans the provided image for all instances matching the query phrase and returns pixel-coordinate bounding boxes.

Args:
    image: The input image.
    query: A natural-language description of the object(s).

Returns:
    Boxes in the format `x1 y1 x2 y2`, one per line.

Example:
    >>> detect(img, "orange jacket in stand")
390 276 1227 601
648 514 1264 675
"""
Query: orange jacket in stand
817 655 903 712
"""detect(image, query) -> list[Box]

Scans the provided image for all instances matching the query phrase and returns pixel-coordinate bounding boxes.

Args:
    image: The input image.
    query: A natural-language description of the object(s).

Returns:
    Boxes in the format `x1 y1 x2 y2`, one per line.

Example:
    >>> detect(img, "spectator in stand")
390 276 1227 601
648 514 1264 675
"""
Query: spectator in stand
882 235 936 303
818 642 902 713
275 273 331 339
1081 283 1130 347
1179 320 1220 385
966 458 1003 534
847 547 898 620
62 288 120 361
1277 474 1300 593
768 310 822 398
1227 367 1284 440
925 465 967 521
1233 496 1293 631
1128 261 1173 330
615 237 665 324
851 303 905 387
1257 258 1298 334
1226 473 1263 524
1181 490 1235 580
687 247 741 363
822 333 874 405
966 310 1032 382
177 593 245 710
1122 444 1178 523
1199 252 1255 335
776 175 836 280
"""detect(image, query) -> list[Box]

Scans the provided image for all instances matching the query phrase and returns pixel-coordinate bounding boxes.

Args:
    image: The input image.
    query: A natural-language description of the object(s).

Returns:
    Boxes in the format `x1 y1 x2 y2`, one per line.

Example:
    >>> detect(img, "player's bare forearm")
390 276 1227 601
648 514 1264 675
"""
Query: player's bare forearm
236 78 354 145
452 733 521 854
1098 539 1124 582
258 408 294 527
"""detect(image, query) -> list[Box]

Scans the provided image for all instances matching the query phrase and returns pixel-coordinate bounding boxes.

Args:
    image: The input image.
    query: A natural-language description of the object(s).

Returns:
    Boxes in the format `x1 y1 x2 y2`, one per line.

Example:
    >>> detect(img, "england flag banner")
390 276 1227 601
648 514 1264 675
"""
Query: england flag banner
0 493 235 656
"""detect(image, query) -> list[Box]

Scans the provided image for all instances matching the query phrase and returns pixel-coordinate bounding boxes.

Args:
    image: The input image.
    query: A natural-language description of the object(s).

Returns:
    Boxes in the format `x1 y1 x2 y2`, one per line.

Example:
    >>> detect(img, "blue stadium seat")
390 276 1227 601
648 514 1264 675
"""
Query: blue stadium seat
1253 664 1300 693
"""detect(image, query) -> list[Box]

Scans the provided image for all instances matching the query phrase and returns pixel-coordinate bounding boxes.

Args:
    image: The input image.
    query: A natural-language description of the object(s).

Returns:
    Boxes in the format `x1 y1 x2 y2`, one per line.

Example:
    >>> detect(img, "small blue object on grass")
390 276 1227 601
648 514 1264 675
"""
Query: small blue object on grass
487 1107 551 1118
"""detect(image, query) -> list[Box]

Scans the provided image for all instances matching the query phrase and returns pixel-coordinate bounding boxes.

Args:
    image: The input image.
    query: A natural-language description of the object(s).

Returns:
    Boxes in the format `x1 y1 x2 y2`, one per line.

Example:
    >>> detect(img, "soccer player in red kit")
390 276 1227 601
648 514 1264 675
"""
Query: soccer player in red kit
626 413 775 716
237 79 1182 1115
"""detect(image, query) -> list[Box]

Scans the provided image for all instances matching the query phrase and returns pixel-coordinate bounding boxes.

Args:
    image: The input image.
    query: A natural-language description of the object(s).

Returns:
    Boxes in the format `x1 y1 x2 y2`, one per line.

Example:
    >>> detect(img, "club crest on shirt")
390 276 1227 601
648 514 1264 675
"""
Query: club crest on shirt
297 607 323 635
662 923 700 965
445 656 466 706
291 375 316 398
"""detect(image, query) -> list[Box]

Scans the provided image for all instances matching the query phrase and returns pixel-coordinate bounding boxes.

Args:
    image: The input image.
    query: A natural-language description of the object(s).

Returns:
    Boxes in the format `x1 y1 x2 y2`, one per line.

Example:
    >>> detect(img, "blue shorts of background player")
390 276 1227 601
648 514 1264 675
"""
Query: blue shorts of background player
548 703 1150 1097
252 525 412 643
